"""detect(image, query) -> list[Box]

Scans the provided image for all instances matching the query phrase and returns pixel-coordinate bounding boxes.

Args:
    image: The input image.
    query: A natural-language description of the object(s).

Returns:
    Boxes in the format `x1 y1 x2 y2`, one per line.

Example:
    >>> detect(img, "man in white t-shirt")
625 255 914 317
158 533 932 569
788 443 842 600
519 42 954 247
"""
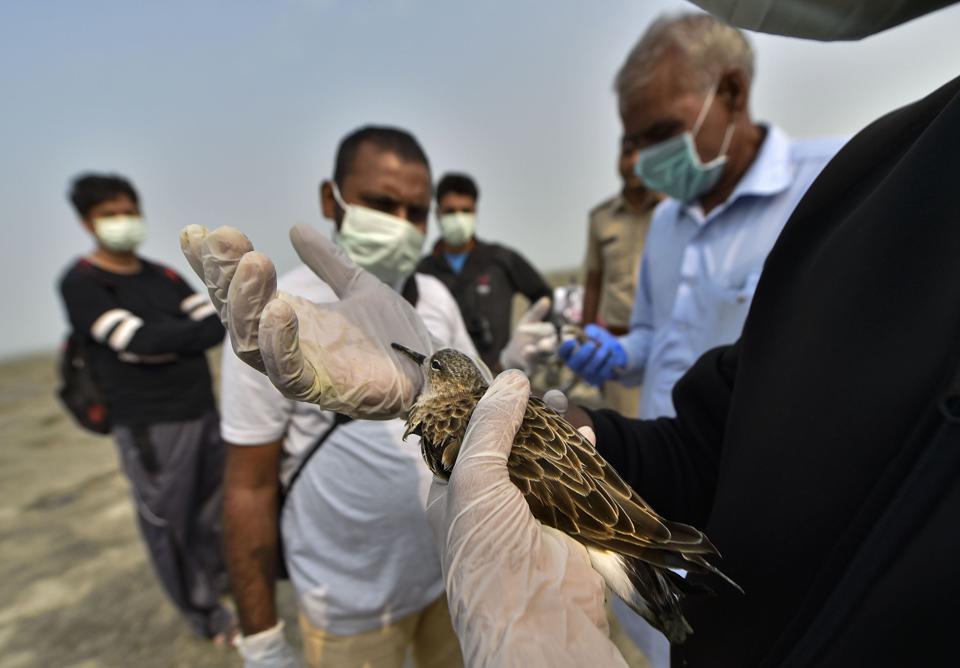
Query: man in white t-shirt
222 126 473 668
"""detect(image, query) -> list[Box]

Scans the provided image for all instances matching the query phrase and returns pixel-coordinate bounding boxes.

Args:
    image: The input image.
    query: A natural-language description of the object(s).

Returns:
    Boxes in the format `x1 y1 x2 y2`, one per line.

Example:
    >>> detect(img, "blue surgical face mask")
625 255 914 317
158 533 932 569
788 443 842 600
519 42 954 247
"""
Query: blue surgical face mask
633 86 735 203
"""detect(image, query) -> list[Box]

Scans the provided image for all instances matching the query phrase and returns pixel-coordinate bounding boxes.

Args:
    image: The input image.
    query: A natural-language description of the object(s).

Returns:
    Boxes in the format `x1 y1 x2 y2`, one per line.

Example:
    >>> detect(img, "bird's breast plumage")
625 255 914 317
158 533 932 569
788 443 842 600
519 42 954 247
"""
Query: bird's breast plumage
405 391 480 478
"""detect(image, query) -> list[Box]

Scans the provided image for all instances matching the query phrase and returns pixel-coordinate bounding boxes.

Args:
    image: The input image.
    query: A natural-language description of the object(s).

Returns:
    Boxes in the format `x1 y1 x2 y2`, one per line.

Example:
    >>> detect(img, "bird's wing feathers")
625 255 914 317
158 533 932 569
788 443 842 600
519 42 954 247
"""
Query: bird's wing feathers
510 397 716 559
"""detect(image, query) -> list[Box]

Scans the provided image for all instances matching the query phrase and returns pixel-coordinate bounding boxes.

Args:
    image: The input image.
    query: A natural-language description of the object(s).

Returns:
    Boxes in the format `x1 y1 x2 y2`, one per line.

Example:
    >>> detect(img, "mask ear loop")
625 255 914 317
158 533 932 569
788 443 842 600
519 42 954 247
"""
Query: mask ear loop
691 86 718 138
717 121 736 158
330 181 349 210
693 84 736 161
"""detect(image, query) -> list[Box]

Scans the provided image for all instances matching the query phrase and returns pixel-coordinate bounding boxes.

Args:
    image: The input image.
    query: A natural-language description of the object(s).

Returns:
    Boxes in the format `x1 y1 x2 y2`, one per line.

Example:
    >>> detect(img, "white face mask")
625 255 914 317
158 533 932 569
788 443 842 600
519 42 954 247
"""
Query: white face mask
93 215 146 252
331 184 425 286
438 212 476 247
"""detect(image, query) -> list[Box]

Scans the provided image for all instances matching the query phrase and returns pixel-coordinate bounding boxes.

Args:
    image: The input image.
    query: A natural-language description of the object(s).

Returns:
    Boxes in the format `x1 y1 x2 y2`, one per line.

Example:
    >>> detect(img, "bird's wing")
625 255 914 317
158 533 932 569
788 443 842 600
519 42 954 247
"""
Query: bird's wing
509 397 717 557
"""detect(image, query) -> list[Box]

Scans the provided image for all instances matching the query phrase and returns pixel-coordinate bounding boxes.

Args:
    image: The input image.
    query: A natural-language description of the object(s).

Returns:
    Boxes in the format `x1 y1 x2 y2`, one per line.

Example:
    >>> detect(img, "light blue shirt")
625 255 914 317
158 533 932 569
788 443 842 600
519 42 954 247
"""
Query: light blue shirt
618 125 845 420
444 251 469 274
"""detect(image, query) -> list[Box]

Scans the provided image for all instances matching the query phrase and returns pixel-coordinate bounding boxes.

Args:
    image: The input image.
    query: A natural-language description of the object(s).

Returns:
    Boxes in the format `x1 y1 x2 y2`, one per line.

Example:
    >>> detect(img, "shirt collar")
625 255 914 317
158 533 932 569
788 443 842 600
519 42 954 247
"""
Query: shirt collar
681 124 794 225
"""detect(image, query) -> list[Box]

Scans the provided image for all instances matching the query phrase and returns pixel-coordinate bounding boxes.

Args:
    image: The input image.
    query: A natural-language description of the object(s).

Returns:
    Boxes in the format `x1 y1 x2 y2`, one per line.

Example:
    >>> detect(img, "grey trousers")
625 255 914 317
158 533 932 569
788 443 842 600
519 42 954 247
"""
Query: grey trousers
113 409 231 637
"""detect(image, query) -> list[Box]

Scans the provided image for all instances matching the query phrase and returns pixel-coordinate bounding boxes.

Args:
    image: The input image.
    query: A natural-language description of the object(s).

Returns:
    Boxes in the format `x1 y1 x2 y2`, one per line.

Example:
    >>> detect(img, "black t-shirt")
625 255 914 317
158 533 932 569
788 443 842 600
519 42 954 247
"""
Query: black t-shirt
58 258 225 426
417 238 552 370
589 74 960 667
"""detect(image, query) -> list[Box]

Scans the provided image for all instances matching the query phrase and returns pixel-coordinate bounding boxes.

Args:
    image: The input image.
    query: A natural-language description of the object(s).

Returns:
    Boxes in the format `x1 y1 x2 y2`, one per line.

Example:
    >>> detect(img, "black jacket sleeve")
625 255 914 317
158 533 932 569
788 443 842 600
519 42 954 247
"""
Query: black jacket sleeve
589 341 739 527
125 308 224 356
60 271 224 357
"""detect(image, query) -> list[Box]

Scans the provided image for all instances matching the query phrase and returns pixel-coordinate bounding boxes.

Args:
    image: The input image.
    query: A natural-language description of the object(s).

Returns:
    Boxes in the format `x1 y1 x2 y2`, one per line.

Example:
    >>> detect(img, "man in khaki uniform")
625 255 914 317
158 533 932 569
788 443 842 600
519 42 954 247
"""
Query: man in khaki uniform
581 145 660 417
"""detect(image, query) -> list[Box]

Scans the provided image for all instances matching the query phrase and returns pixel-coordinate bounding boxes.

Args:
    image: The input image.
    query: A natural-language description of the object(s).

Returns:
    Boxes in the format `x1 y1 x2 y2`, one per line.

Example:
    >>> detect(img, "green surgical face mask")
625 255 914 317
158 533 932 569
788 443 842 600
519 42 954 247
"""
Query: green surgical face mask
331 184 425 286
633 86 735 203
93 215 146 252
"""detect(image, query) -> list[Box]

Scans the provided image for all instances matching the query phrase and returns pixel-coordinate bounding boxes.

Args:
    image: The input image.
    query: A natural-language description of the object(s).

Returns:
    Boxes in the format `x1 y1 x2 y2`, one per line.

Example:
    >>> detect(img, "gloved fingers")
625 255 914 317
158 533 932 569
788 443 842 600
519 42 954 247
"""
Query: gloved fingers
425 476 451 542
541 526 611 634
200 226 256 323
543 389 569 415
597 355 622 382
534 331 559 353
178 224 208 281
258 297 321 404
583 323 610 341
580 345 613 382
566 341 598 374
519 295 552 325
455 370 531 465
561 323 587 344
557 338 579 362
226 251 277 372
289 224 380 299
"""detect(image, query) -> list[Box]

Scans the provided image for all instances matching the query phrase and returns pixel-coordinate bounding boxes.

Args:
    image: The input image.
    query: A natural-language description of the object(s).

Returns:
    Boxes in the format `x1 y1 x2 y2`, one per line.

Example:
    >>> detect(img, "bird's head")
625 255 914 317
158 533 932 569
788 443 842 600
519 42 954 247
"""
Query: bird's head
391 344 490 398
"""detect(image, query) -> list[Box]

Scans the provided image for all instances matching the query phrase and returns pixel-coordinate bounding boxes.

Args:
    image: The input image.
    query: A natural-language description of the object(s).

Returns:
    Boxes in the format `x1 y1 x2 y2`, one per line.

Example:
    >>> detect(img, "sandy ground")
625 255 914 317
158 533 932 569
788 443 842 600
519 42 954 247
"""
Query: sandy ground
0 291 649 667
0 351 303 668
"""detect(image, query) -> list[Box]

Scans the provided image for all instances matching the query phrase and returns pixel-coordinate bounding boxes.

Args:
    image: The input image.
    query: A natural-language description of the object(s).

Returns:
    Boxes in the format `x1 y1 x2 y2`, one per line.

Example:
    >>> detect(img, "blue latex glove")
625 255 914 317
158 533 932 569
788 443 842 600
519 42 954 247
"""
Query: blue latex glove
558 324 626 387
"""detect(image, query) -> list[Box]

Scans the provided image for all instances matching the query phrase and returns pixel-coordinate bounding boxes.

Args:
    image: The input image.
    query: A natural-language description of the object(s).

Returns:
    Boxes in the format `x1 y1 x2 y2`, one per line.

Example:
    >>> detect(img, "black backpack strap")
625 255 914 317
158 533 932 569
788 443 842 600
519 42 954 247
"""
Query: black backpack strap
401 273 419 307
280 412 353 508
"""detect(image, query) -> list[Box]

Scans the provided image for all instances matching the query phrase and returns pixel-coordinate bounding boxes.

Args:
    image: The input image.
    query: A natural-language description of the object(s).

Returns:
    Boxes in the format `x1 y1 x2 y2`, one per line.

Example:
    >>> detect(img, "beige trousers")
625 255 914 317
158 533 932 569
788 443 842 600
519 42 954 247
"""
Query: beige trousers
603 381 642 419
299 595 463 668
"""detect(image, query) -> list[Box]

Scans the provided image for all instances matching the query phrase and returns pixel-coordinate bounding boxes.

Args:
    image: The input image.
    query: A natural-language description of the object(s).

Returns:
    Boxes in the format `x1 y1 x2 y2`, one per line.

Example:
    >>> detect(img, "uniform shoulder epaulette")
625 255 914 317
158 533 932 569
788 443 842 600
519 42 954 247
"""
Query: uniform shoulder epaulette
588 194 620 217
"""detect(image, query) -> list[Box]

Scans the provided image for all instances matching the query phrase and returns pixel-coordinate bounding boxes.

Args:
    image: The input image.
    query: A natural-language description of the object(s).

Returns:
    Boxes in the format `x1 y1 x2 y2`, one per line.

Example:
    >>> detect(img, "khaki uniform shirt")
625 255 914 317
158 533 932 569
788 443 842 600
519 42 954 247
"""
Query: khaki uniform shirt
584 194 657 329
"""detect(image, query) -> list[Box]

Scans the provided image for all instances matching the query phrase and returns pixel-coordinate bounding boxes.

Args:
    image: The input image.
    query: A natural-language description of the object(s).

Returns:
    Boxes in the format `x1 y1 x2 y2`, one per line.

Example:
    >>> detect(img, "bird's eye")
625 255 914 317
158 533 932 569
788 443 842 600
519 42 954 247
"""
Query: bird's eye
430 359 443 372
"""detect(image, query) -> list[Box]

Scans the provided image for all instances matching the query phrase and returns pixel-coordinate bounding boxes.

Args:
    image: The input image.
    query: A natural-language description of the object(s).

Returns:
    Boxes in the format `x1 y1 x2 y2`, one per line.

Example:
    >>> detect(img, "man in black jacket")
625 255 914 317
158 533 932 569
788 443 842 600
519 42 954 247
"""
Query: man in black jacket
416 172 552 371
58 173 233 642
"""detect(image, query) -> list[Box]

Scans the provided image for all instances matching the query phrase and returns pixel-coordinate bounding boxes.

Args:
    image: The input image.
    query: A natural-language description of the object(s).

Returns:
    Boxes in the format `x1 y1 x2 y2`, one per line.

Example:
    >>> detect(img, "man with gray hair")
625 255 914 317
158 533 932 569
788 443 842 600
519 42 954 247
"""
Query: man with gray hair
558 12 844 665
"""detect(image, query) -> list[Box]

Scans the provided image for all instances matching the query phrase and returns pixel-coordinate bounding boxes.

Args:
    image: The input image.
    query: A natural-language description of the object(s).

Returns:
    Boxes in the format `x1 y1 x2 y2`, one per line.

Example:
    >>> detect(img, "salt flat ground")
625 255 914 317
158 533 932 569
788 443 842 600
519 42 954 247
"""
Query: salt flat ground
0 293 643 668
0 351 301 668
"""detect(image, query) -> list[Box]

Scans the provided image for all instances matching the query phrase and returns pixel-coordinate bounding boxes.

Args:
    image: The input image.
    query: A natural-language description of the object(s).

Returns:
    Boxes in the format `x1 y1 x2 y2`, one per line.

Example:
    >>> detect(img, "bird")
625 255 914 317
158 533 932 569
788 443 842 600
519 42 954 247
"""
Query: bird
391 343 740 644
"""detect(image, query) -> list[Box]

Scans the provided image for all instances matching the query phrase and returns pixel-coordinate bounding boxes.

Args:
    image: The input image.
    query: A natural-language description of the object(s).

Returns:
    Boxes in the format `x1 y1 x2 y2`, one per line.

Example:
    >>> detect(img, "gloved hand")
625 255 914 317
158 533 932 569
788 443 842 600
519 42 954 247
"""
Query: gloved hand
179 223 433 419
557 324 626 387
499 296 557 372
234 621 302 668
426 370 627 668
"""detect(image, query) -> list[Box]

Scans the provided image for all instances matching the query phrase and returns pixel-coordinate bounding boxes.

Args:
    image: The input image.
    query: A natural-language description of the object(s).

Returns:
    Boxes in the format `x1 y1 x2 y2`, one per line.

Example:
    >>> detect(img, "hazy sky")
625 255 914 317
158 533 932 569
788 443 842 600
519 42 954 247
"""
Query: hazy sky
2 1 959 359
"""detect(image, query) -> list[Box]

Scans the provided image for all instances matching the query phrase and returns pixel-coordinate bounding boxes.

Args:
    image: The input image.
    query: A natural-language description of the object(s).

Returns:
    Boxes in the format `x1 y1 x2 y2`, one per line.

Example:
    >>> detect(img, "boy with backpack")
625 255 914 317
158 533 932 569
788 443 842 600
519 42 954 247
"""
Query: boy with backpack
57 173 234 643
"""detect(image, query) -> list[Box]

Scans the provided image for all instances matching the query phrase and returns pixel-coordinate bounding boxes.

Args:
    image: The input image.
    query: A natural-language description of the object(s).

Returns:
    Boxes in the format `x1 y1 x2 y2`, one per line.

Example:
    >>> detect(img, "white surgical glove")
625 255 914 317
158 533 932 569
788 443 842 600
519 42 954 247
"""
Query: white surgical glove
235 621 302 668
427 370 628 668
499 297 558 373
179 224 433 419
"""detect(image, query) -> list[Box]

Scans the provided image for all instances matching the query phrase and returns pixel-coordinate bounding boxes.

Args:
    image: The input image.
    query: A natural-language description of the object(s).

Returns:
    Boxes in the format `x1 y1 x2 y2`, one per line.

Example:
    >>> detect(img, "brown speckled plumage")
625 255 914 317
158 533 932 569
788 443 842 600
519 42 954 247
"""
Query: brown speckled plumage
394 344 739 643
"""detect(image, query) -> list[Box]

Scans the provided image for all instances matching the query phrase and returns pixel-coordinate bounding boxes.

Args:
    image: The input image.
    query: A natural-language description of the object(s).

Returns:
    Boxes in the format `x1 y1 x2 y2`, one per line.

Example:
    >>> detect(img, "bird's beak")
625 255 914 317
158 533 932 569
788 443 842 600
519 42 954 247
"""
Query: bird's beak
391 342 426 365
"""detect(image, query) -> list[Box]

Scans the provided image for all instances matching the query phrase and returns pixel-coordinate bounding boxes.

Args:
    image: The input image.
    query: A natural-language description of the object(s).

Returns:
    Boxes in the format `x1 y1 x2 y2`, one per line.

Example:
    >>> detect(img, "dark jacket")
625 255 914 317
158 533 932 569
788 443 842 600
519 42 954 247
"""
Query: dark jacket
417 238 551 370
59 258 224 425
591 75 960 667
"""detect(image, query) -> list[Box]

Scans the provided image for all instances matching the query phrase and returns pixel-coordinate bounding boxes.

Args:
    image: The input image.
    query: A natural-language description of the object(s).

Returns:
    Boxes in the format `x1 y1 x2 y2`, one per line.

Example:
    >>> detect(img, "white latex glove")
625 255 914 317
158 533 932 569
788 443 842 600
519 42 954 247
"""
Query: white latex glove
235 621 302 668
179 224 433 419
427 370 628 668
498 297 558 373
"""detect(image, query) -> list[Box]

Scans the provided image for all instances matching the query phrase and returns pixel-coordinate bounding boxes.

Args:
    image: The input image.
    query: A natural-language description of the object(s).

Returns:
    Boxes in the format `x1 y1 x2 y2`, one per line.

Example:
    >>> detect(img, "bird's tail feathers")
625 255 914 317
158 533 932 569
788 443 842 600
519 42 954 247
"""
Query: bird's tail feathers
681 552 744 594
587 547 692 645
